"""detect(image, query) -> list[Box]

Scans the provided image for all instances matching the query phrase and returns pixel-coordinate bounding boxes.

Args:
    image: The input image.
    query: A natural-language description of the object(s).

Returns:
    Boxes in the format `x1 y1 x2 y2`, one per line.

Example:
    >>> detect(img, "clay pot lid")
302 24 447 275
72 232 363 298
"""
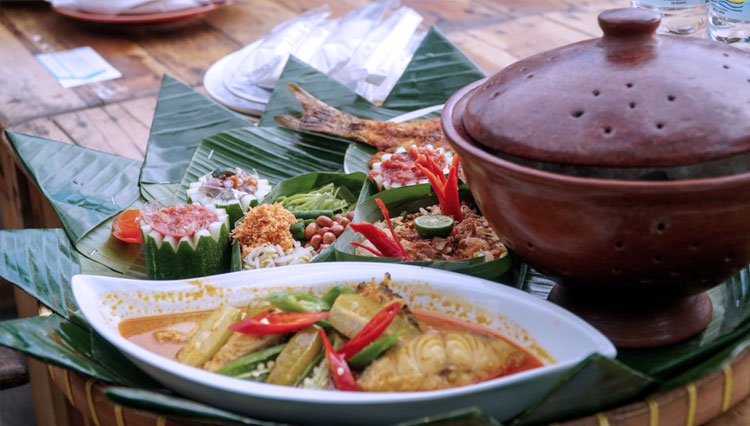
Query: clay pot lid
462 8 750 168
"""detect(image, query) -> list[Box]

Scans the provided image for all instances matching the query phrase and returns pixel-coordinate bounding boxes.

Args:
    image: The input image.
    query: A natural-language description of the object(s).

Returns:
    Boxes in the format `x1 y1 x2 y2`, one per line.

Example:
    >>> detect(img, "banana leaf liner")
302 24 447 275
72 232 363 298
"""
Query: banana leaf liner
230 172 368 271
327 184 515 284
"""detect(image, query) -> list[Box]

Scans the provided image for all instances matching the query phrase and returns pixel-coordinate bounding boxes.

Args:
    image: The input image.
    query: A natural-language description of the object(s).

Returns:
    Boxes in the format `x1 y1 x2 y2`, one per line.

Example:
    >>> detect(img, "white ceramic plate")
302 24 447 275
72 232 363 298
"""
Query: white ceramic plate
73 262 615 425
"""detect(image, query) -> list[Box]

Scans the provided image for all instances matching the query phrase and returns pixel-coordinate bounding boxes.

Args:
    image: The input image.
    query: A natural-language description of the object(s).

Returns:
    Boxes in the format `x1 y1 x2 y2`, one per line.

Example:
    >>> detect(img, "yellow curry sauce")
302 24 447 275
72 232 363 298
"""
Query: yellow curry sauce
119 309 543 378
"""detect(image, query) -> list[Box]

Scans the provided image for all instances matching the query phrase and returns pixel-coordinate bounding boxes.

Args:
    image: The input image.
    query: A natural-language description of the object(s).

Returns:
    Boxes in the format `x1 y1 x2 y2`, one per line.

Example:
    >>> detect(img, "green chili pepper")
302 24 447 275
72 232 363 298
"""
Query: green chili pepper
266 292 331 313
347 329 404 370
218 343 286 377
321 285 355 307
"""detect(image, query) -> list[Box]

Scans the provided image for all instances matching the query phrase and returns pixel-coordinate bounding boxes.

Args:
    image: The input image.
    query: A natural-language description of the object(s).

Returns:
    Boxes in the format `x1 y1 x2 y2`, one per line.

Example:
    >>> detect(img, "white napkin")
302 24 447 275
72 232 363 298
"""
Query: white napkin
48 0 216 15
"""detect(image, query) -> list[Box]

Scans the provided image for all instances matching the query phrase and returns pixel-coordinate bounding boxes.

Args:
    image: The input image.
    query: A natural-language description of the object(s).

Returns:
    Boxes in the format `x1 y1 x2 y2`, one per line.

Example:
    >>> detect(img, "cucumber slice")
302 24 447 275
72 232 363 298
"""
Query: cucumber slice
414 214 454 238
141 206 231 280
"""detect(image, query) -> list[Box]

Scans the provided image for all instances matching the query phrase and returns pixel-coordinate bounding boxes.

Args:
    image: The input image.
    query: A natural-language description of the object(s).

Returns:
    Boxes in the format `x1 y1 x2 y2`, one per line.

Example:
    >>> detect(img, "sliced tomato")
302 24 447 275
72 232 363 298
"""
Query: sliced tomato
320 329 358 391
112 209 142 244
338 301 402 360
229 311 330 335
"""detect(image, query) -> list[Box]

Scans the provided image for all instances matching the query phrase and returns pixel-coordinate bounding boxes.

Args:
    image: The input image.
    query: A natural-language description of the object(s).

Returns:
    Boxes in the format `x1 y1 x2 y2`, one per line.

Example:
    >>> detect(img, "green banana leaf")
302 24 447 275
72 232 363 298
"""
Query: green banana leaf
258 56 400 128
382 27 486 111
4 131 140 244
327 184 514 283
0 229 79 318
343 143 376 175
179 126 349 194
139 75 249 186
74 199 147 279
656 336 750 391
105 387 284 426
140 183 181 203
394 408 501 426
0 314 156 389
510 354 654 426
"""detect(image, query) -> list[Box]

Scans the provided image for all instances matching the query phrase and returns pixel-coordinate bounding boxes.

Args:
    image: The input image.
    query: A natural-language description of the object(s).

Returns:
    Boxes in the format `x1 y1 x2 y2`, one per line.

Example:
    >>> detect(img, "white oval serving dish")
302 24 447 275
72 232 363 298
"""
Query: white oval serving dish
72 262 615 425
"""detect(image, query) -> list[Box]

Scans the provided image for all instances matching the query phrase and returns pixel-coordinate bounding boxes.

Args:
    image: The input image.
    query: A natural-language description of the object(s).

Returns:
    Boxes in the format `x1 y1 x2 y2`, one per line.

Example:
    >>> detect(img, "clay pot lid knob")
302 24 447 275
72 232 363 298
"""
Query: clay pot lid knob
598 8 661 38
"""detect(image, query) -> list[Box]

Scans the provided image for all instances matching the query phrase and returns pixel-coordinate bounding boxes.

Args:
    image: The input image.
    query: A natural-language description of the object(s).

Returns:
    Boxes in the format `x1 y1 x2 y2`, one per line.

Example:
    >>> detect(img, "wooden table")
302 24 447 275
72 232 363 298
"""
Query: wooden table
0 1 747 425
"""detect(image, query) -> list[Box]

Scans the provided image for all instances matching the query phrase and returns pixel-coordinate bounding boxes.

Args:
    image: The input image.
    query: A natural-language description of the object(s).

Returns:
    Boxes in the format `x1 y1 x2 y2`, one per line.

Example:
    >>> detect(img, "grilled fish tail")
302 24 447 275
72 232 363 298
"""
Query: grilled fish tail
274 83 363 141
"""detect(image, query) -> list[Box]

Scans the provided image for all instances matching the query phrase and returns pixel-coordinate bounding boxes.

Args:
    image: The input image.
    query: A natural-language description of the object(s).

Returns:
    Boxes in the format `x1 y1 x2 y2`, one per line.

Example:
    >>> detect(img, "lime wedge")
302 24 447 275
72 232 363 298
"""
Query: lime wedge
414 214 454 238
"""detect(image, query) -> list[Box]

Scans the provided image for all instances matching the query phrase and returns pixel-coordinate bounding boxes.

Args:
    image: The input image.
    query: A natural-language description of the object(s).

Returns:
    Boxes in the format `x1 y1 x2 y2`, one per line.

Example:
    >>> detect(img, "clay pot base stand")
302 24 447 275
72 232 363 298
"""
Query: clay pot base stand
547 285 713 348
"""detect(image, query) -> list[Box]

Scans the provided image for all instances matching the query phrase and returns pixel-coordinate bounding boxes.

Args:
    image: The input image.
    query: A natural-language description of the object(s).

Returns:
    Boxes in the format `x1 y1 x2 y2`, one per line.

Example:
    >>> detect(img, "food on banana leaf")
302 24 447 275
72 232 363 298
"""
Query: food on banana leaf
275 83 457 189
232 203 316 269
187 168 271 228
276 182 352 214
277 183 355 254
350 156 507 262
369 145 455 190
275 83 446 151
139 202 231 280
119 275 542 392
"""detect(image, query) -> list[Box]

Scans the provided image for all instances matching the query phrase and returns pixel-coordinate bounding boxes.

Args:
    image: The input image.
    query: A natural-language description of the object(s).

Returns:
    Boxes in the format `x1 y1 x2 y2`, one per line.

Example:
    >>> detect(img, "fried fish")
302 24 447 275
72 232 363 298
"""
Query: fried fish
274 83 446 151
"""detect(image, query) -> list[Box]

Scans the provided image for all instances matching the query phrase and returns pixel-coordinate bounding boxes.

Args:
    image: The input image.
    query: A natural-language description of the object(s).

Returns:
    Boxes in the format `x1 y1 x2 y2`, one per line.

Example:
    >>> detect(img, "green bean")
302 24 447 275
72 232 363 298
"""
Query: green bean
321 285 355 307
347 330 404 370
266 292 330 312
218 344 286 377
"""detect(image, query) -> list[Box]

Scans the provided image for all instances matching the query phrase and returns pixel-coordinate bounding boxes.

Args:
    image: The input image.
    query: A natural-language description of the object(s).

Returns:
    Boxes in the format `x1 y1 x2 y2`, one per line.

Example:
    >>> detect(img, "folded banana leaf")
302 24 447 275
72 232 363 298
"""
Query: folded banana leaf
74 199 147 279
510 353 654 425
343 143 376 175
0 314 156 389
0 229 79 318
179 126 349 194
139 75 249 186
393 407 501 426
4 131 141 244
105 387 284 426
327 184 514 284
382 27 485 111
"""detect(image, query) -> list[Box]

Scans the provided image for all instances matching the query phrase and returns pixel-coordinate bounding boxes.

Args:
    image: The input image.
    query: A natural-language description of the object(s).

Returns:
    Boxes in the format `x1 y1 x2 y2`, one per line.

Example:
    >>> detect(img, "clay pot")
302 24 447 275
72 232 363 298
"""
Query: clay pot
443 8 750 348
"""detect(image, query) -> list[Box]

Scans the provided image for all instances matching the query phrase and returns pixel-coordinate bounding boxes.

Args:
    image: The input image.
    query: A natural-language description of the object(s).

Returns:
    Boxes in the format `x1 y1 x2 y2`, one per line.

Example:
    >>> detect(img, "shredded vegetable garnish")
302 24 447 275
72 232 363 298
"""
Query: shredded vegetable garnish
242 242 316 270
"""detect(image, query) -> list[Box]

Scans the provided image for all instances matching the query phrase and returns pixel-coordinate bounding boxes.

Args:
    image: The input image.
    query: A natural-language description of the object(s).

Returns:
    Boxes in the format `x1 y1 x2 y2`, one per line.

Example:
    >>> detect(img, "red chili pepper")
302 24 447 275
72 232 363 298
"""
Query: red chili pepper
416 154 463 221
349 199 411 261
112 209 143 244
320 329 358 391
338 301 402 360
228 311 330 335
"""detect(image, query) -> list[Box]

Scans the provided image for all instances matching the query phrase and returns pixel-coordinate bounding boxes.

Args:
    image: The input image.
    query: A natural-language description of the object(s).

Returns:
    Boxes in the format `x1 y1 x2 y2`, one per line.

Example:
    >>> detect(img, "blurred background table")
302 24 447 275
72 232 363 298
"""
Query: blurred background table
0 1 747 425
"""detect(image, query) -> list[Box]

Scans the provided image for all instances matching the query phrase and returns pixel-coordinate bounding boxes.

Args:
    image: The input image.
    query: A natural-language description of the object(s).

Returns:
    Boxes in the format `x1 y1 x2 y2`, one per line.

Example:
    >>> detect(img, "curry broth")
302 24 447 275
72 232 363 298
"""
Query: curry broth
119 308 544 377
